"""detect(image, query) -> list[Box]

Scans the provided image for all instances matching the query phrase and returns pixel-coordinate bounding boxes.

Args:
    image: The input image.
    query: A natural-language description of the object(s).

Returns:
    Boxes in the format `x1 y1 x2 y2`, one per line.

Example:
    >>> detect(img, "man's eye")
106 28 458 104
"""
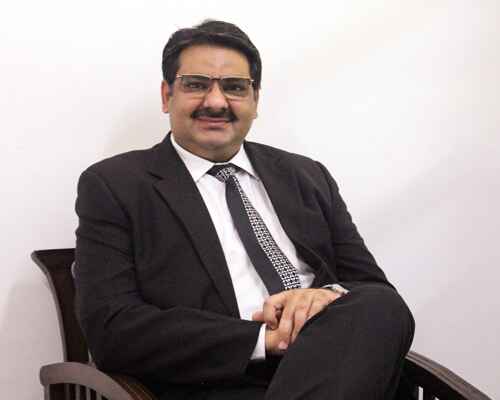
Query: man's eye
184 79 209 90
225 84 245 92
223 80 248 94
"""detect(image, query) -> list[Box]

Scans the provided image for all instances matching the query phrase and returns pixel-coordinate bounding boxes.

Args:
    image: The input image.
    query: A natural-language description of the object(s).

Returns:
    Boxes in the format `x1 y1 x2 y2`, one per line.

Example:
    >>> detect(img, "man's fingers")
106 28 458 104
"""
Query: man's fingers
261 289 340 343
307 289 340 320
262 298 283 329
277 316 293 345
291 303 310 342
265 327 287 355
308 298 329 321
252 310 264 322
277 295 301 344
288 290 339 342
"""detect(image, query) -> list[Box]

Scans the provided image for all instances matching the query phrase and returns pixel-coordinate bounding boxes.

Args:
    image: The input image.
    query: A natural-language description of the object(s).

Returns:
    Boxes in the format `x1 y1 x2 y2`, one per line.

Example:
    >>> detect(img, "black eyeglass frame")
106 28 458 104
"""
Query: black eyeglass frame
175 74 256 99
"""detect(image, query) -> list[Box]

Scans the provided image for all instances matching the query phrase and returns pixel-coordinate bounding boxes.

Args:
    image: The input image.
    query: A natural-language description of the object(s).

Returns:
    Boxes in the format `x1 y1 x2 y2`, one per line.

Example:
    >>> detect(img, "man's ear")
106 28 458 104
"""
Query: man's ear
253 90 260 119
161 80 170 113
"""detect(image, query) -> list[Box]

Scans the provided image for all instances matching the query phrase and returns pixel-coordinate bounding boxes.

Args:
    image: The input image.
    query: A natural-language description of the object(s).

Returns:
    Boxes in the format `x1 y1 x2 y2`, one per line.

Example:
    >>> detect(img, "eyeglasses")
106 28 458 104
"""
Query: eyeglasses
175 74 255 99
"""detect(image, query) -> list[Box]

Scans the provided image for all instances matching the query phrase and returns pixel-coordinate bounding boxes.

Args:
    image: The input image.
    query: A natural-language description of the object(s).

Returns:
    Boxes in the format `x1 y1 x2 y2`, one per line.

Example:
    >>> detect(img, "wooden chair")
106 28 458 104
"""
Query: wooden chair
32 248 492 400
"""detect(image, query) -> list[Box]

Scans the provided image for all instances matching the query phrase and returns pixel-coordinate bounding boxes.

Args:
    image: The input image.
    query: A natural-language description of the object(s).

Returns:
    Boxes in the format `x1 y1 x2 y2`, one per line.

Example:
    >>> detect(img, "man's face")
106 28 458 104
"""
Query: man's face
161 44 259 162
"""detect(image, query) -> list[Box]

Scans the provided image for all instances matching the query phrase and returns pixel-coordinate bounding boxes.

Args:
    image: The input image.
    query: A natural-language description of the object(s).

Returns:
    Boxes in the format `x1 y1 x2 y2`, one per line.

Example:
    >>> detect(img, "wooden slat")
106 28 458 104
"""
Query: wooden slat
75 384 82 400
411 384 419 400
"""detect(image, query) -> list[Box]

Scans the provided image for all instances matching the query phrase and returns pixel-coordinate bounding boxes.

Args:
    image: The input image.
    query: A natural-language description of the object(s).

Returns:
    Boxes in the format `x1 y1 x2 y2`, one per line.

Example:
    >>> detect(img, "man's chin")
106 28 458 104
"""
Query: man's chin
198 135 236 151
193 123 238 147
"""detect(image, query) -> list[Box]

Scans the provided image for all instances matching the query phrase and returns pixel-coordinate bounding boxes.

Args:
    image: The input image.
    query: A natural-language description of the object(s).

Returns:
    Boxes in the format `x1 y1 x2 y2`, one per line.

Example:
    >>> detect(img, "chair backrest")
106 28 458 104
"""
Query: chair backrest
32 248 89 363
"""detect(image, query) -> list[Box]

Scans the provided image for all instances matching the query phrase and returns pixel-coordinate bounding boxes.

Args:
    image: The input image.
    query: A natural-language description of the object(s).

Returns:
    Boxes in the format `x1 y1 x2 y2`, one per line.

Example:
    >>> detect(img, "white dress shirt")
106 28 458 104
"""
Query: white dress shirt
171 135 316 359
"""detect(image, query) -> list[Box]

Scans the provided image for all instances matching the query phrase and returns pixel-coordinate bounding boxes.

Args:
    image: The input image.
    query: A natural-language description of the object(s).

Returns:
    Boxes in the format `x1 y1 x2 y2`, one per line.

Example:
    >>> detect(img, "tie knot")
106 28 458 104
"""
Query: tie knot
207 163 237 182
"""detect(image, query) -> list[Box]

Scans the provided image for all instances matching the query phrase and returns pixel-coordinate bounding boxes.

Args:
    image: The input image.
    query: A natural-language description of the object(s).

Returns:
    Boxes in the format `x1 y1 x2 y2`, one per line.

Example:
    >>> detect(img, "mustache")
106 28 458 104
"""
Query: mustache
191 108 236 121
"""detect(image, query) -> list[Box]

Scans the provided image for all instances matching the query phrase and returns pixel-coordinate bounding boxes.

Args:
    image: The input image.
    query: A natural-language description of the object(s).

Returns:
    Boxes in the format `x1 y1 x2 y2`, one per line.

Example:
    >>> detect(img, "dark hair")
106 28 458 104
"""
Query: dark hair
162 20 262 90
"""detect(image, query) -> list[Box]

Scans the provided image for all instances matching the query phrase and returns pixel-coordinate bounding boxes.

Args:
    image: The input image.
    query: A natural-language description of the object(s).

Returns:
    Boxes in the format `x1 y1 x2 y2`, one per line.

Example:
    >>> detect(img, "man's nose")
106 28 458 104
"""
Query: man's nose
202 81 229 110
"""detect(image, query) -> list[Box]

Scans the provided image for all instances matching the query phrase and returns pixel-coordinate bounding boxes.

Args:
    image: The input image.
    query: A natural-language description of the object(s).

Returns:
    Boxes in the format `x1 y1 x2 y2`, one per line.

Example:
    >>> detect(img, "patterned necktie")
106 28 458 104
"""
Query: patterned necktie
208 163 301 295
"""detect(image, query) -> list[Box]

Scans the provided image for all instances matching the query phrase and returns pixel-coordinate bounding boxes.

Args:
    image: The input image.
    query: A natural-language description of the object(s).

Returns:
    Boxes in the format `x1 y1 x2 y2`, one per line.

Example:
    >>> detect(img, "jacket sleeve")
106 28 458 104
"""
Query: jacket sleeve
74 168 261 384
315 162 394 290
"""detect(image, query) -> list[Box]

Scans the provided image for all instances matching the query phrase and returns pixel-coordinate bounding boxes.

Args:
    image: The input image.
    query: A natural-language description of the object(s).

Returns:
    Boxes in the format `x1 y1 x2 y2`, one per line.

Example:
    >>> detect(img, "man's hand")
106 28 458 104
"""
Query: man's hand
252 288 340 354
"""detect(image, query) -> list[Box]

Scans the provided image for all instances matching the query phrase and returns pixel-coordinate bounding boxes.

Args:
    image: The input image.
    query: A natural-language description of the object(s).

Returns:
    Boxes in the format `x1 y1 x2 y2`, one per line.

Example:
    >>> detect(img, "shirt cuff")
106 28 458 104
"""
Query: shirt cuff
250 324 266 361
322 283 349 296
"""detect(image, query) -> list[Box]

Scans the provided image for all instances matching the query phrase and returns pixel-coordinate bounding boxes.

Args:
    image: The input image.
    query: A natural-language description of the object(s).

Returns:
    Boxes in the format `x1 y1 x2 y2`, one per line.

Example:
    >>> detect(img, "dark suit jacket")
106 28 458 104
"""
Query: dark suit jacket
74 133 390 392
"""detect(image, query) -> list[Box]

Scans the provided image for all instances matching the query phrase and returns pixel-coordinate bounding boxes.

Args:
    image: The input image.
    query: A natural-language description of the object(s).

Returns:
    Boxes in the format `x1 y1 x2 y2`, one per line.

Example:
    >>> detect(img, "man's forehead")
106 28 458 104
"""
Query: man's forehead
177 44 251 75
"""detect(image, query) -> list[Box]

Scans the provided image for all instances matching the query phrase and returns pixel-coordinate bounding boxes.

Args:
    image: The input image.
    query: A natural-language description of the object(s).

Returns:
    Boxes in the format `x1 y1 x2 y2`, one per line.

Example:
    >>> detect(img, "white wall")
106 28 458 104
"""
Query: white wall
1 1 499 398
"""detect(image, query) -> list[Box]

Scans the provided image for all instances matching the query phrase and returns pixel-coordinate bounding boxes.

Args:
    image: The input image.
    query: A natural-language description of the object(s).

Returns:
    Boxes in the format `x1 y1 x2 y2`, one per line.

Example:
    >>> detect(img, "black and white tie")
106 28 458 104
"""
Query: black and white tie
208 163 301 295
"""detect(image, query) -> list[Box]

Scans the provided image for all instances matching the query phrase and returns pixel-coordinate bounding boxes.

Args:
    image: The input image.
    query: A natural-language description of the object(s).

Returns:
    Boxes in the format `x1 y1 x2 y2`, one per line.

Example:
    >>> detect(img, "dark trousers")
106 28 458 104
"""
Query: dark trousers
160 284 415 400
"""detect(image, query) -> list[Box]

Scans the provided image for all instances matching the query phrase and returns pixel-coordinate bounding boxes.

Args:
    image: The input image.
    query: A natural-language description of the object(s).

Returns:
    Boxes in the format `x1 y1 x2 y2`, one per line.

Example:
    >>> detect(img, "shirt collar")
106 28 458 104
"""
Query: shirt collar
170 134 259 182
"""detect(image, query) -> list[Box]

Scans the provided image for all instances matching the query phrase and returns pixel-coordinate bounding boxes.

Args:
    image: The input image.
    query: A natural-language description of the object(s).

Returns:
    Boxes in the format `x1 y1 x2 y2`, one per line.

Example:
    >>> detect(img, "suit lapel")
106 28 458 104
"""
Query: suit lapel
245 142 330 277
245 142 307 245
147 136 240 317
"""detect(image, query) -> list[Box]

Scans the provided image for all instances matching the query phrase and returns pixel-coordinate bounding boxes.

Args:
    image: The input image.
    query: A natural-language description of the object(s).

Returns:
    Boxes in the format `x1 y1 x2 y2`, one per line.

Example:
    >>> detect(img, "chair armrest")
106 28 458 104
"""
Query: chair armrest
40 362 158 400
40 354 492 400
405 351 492 400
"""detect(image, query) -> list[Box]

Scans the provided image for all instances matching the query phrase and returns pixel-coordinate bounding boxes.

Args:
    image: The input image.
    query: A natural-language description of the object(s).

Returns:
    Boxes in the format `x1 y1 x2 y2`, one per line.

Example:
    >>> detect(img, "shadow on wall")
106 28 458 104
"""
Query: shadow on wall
360 141 500 250
355 141 499 399
103 96 168 157
1 272 62 399
414 280 497 399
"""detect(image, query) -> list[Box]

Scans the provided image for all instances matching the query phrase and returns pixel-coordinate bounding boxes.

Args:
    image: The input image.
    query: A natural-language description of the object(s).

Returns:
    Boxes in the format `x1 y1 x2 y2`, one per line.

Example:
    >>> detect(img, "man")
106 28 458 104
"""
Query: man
74 20 414 399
